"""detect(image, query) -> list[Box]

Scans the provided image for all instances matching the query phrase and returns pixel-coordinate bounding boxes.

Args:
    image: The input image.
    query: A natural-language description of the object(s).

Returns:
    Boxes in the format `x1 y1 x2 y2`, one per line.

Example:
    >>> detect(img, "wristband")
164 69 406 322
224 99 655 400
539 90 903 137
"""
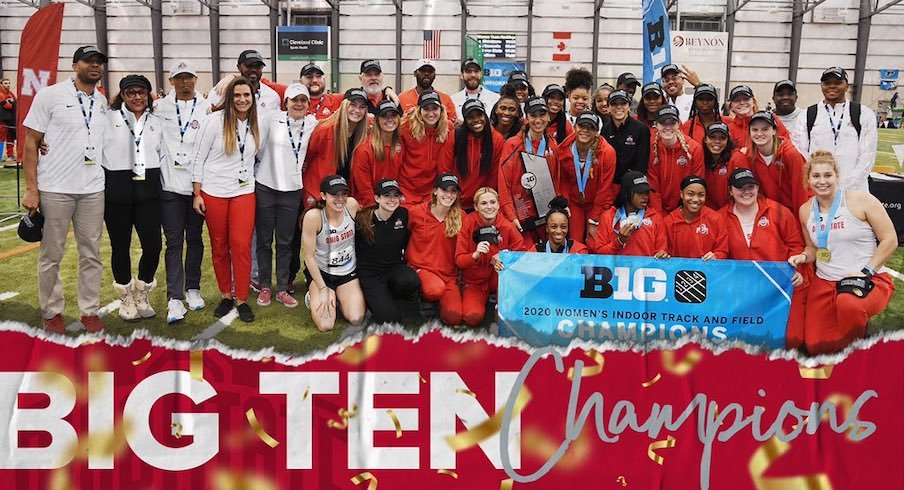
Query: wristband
862 265 877 278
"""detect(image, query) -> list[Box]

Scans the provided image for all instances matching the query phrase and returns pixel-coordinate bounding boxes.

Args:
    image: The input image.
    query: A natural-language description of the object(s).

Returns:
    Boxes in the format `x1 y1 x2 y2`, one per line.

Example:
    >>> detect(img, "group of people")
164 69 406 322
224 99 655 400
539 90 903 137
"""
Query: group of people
18 45 897 354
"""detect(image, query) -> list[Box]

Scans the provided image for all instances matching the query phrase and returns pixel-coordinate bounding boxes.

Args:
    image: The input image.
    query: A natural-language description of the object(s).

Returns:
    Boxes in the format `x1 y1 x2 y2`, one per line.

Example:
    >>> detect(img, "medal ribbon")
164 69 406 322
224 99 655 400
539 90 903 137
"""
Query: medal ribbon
612 207 645 233
812 190 843 251
545 240 569 253
524 132 547 157
571 142 593 195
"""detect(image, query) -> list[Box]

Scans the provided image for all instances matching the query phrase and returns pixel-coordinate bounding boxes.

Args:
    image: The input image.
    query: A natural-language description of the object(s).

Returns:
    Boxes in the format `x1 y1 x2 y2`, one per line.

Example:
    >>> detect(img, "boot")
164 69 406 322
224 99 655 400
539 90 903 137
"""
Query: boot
134 278 157 319
113 280 139 322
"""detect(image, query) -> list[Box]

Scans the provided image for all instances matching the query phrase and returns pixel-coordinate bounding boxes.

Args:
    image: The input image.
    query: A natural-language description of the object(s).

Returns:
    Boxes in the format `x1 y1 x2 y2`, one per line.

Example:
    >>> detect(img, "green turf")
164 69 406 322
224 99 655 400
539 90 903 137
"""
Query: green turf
876 128 904 171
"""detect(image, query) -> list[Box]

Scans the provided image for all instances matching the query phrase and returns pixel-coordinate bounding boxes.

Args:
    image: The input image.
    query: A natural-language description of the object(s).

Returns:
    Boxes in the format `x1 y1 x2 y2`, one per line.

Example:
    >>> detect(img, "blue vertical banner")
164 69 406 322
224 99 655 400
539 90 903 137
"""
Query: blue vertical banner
642 0 671 84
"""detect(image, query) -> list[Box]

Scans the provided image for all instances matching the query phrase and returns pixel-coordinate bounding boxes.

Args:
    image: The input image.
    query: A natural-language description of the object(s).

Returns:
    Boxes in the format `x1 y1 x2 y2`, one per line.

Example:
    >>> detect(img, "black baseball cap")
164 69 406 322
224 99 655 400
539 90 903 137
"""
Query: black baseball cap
73 46 108 64
360 59 382 74
473 225 500 244
773 79 796 94
656 105 681 123
344 88 367 104
238 50 265 66
660 64 681 77
694 84 718 100
321 175 350 194
524 96 548 115
680 175 707 190
301 63 324 76
542 84 566 99
119 74 152 93
608 90 631 104
461 98 486 117
508 70 529 87
377 99 401 117
418 90 441 108
621 171 652 193
706 121 730 136
375 178 402 196
750 110 776 128
435 173 461 190
729 85 754 101
17 211 44 243
642 82 664 98
575 111 600 129
729 168 758 188
461 58 481 72
820 66 848 82
617 73 641 87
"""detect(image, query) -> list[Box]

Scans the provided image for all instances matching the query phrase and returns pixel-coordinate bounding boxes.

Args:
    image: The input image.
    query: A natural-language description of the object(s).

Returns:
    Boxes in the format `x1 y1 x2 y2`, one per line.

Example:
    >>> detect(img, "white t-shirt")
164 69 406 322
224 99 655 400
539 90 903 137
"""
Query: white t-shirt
774 107 802 137
451 86 500 120
191 111 259 198
256 111 316 192
206 82 281 115
101 109 166 175
666 92 694 123
154 91 211 195
22 77 107 194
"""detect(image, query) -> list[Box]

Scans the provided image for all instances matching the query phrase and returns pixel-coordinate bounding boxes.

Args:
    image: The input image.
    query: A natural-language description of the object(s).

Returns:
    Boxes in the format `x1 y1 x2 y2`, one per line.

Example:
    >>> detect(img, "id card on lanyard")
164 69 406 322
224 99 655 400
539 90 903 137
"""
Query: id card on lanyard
237 121 252 186
120 109 148 181
77 91 97 165
286 117 305 172
174 97 197 169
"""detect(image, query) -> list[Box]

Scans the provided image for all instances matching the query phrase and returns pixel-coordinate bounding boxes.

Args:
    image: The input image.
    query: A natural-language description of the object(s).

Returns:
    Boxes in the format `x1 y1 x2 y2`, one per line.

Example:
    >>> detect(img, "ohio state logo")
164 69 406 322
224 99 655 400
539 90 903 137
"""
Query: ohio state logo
718 166 727 175
191 120 200 129
758 216 769 227
696 223 709 235
642 217 653 227
677 155 688 166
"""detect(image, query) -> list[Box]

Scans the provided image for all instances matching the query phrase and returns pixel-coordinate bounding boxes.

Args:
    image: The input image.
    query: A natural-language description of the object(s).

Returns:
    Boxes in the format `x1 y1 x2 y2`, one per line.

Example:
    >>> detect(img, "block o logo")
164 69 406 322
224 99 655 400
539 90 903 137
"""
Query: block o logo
674 270 706 303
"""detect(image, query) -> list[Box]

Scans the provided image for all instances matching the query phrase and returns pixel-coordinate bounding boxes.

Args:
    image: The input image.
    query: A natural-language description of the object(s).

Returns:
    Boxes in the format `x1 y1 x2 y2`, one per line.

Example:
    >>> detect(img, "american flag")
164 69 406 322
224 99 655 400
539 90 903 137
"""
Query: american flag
423 29 441 59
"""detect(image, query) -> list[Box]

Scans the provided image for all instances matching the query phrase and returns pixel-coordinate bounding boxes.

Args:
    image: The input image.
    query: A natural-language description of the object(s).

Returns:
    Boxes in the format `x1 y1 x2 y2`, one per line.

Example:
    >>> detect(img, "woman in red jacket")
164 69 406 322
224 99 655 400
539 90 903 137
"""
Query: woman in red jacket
701 122 748 210
399 90 454 204
350 99 403 207
498 96 563 244
636 82 666 131
743 110 808 213
542 84 573 145
490 94 523 140
451 99 505 212
455 187 528 327
588 171 668 257
557 111 617 241
727 85 790 148
682 84 727 145
647 106 704 213
664 175 728 259
534 206 589 254
302 88 368 209
721 168 809 346
408 174 465 325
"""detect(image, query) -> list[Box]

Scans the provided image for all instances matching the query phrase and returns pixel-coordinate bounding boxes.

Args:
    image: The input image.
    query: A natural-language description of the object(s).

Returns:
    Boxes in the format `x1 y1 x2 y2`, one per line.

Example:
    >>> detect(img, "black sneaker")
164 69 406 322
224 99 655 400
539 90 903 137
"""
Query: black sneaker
213 298 235 318
236 303 255 323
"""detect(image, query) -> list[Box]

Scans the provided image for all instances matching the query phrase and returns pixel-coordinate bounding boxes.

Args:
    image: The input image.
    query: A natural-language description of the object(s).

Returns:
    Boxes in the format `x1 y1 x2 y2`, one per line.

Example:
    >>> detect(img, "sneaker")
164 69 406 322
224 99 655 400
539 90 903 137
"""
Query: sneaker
257 288 272 306
250 279 262 293
80 315 105 333
304 291 311 309
186 289 205 311
286 281 296 295
43 314 66 335
275 291 298 308
236 303 255 323
213 298 235 318
167 299 187 324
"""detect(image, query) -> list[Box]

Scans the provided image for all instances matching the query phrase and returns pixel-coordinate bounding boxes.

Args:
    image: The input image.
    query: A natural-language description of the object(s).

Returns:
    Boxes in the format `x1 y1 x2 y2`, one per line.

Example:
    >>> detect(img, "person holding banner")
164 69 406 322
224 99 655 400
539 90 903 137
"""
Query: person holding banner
664 175 728 260
451 99 504 213
302 88 369 209
701 121 748 210
350 99 403 207
498 96 563 244
648 106 704 213
534 206 589 254
490 94 523 140
564 68 595 128
455 187 528 327
542 84 572 144
601 90 651 189
399 90 455 204
102 74 167 321
636 82 667 131
588 171 668 257
742 110 808 213
191 77 260 323
407 174 465 325
721 168 808 343
682 84 726 145
727 85 790 148
789 151 897 354
558 111 617 241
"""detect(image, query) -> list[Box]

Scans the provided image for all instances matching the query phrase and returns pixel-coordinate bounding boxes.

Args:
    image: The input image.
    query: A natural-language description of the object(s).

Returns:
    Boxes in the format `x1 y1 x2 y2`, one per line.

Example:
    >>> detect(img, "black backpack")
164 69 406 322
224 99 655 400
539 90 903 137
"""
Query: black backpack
805 102 861 151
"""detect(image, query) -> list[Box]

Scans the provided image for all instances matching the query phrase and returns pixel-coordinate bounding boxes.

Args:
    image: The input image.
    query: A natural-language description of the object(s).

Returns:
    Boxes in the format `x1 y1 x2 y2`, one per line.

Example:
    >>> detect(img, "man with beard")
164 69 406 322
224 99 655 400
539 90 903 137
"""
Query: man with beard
450 58 499 121
660 64 698 123
792 66 877 192
397 59 458 119
21 46 111 334
616 72 641 115
771 79 802 135
207 50 281 114
299 62 343 120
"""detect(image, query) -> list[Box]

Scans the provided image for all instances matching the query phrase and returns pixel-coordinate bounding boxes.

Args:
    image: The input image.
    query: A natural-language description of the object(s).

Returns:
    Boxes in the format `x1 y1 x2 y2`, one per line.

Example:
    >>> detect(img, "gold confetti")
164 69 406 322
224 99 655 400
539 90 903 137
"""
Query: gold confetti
437 469 459 479
337 335 381 365
641 373 662 388
455 388 477 398
132 351 152 366
661 349 703 375
445 387 532 452
49 468 71 490
245 408 279 448
499 478 514 490
190 350 204 381
566 350 605 380
327 405 360 430
647 435 676 465
522 426 592 471
419 373 427 383
798 364 834 380
616 475 627 486
171 422 183 439
386 409 403 438
261 356 274 363
351 471 378 489
301 386 310 402
62 419 133 464
749 436 831 490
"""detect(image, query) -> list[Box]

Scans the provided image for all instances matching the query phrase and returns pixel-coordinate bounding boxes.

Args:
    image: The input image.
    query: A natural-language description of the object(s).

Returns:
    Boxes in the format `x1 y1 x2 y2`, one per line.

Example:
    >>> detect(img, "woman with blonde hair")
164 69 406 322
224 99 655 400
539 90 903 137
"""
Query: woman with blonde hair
742 110 808 213
192 76 261 323
350 99 403 207
726 85 790 148
789 151 897 354
647 106 704 212
398 90 455 204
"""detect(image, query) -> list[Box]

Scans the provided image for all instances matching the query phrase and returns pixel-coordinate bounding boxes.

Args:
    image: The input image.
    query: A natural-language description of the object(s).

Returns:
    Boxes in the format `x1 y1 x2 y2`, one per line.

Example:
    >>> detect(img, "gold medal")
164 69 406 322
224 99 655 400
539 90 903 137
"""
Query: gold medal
816 248 831 262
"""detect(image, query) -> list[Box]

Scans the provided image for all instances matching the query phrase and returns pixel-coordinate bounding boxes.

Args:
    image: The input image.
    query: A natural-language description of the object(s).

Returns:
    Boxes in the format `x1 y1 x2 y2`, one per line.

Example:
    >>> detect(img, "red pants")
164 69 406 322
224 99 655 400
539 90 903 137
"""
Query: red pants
462 275 497 327
418 269 462 325
203 192 256 301
802 273 894 354
784 264 813 351
0 125 13 158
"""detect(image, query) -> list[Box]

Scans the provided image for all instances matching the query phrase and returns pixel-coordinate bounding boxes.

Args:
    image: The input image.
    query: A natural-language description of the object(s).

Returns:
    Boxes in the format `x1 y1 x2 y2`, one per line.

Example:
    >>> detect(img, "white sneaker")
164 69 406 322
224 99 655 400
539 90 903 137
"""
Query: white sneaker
186 289 205 310
167 299 187 324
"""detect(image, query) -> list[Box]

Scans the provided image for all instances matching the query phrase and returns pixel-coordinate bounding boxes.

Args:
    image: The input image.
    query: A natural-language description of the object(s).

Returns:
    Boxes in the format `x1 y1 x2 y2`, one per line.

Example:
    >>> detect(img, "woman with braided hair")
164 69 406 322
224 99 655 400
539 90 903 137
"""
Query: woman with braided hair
682 83 727 145
563 68 595 128
647 106 704 213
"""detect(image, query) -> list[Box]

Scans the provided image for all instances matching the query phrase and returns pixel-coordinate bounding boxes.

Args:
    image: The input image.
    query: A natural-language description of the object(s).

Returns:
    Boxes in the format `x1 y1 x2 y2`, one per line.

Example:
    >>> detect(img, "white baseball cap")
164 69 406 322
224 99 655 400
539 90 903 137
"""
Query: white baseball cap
414 58 436 71
169 60 197 78
284 83 310 101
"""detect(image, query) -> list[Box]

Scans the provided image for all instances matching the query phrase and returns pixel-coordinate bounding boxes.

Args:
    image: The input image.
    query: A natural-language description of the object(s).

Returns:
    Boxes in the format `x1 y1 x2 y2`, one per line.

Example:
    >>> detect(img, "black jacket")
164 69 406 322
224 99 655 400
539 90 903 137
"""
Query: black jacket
600 117 650 184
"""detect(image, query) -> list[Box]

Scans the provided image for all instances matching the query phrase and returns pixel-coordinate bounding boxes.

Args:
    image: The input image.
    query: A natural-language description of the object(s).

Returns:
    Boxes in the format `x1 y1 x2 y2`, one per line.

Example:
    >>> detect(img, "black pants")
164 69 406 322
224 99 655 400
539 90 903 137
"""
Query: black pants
358 263 420 324
288 206 304 286
160 190 205 300
255 184 302 291
104 168 162 285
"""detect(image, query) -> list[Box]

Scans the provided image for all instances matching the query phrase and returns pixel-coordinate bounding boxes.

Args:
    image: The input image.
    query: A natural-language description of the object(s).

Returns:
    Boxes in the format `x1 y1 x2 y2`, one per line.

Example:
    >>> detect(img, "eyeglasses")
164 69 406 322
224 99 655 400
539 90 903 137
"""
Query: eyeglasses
123 89 149 98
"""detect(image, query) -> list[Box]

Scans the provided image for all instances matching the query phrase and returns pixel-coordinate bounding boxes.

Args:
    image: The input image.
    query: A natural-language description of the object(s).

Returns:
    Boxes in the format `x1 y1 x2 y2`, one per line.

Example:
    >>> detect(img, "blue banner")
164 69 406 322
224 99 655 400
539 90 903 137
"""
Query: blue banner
497 252 794 349
483 61 526 93
880 69 899 80
642 0 671 84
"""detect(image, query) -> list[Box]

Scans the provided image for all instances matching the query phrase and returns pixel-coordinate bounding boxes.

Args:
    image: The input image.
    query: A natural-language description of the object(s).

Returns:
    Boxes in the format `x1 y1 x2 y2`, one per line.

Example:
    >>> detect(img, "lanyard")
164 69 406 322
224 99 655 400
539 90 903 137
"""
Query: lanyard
175 97 197 144
75 91 95 136
524 132 547 157
286 116 306 163
571 142 593 194
468 88 482 100
545 240 569 253
311 95 326 116
236 121 250 166
812 190 843 249
119 109 147 153
823 102 846 145
612 207 645 233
